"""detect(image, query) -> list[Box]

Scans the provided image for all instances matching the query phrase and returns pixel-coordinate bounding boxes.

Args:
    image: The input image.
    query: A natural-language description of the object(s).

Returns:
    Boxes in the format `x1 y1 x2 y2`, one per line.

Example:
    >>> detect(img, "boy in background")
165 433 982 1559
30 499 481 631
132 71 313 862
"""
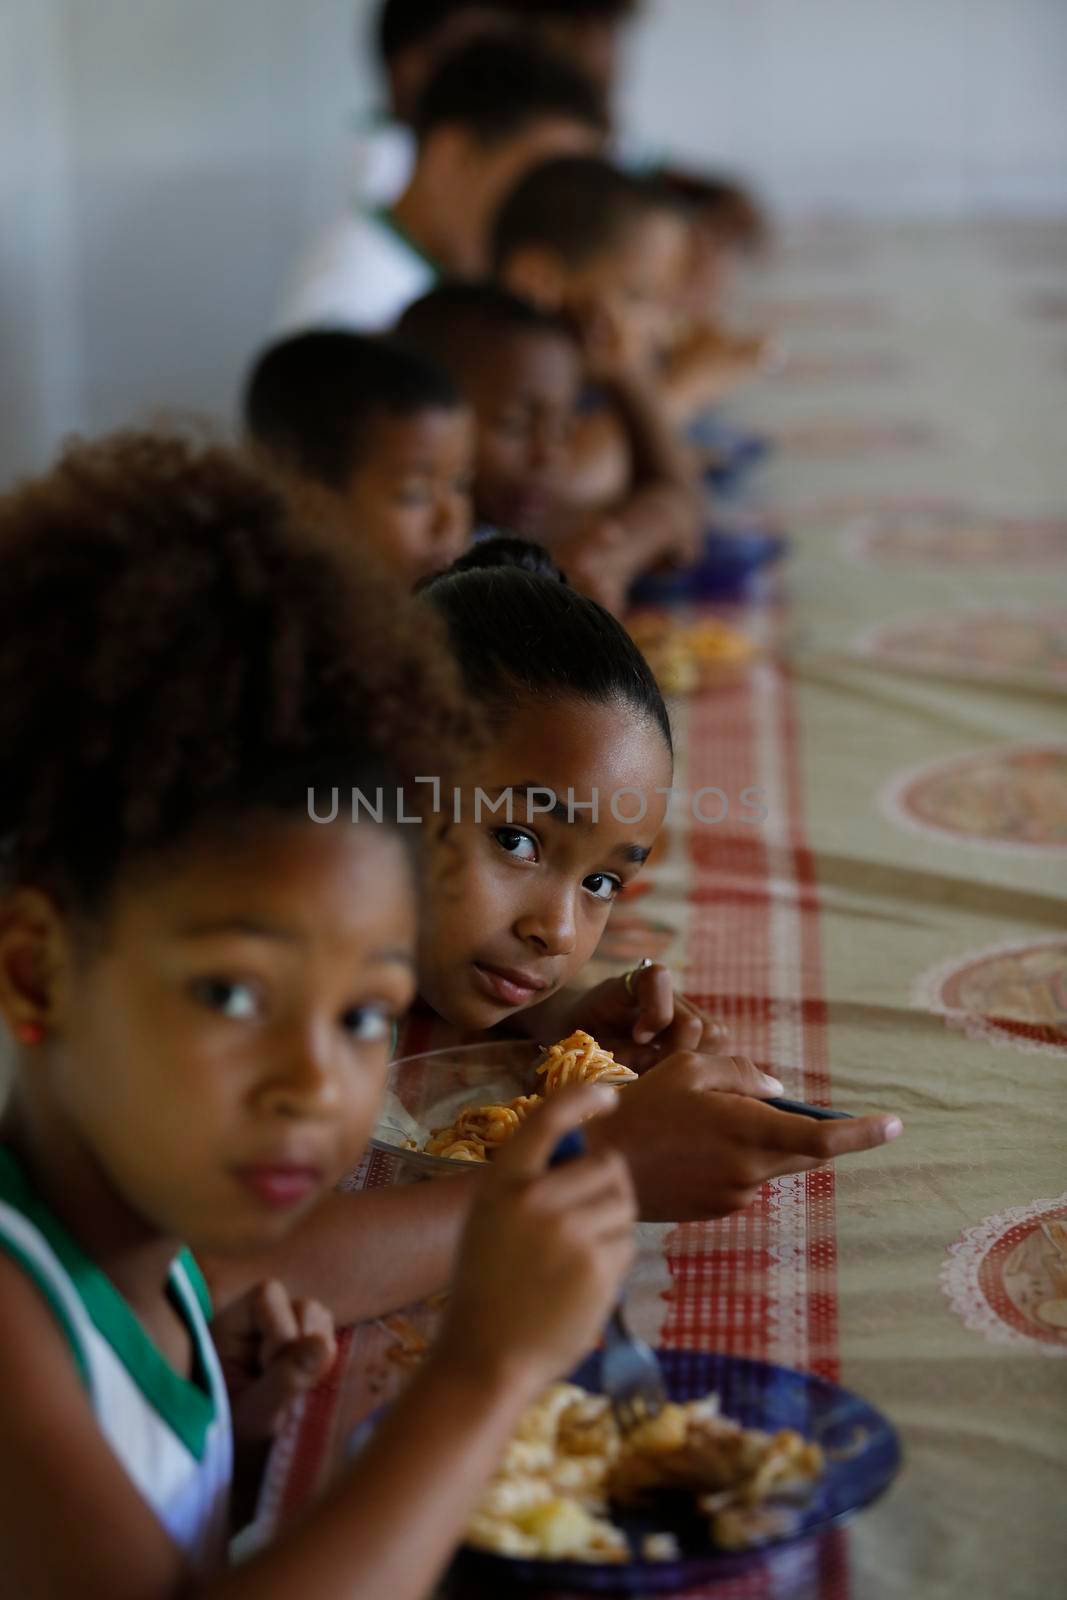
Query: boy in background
491 154 770 491
490 156 697 500
278 35 607 334
356 0 638 210
395 283 697 613
353 0 510 209
244 331 474 585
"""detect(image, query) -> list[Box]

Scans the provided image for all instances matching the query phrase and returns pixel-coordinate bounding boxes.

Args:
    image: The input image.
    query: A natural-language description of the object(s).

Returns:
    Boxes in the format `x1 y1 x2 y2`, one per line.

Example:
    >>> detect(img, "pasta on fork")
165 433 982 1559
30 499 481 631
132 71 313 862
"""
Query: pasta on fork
535 1031 638 1093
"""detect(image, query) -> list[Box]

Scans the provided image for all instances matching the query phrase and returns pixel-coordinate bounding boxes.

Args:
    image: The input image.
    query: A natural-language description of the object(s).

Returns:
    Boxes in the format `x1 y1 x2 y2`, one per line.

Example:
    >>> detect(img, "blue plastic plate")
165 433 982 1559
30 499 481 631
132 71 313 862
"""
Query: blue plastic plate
445 1348 901 1594
630 530 788 604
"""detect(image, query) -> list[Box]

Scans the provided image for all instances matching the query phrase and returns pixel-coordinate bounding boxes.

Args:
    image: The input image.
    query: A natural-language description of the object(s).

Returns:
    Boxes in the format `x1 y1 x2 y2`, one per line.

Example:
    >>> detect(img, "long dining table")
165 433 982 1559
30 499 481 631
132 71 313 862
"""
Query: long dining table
254 220 1067 1599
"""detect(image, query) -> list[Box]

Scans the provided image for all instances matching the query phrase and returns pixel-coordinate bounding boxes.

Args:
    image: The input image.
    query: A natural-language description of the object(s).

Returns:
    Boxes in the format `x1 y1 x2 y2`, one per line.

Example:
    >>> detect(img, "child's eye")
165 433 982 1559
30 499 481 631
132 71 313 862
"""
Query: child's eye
397 484 432 508
493 411 531 442
493 827 538 862
191 978 261 1020
341 1003 393 1043
583 872 621 902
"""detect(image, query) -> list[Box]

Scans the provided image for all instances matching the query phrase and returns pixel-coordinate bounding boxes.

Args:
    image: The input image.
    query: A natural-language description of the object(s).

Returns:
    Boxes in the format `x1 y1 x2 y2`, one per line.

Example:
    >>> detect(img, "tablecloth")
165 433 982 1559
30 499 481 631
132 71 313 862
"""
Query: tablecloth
257 220 1067 1600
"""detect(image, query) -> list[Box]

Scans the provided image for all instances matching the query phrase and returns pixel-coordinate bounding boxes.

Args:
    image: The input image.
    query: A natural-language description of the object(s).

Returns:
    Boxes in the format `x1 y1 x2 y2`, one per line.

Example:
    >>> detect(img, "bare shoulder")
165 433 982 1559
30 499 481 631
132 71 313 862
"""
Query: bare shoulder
0 1243 85 1390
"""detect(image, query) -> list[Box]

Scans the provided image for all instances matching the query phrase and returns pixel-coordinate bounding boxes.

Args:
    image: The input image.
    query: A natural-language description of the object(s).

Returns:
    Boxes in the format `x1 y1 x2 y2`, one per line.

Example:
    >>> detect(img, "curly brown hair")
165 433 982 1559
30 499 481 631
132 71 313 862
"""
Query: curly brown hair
0 431 479 912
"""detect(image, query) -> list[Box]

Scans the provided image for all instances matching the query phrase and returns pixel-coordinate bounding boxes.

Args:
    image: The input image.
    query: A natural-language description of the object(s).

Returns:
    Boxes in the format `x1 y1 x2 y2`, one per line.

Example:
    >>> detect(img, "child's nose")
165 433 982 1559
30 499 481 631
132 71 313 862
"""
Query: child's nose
433 490 470 550
256 1035 342 1120
527 423 563 474
515 891 578 957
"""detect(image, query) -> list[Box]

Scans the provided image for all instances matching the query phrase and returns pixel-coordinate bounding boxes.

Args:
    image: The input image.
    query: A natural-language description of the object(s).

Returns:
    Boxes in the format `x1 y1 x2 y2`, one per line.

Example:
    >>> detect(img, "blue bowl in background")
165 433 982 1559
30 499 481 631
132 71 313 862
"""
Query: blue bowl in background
630 529 788 604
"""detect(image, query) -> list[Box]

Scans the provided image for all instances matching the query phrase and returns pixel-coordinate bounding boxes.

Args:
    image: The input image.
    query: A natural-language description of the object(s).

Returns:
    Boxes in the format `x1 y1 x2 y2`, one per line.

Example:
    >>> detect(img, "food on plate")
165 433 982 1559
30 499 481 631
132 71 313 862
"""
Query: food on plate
627 611 756 694
466 1381 824 1562
419 1033 636 1164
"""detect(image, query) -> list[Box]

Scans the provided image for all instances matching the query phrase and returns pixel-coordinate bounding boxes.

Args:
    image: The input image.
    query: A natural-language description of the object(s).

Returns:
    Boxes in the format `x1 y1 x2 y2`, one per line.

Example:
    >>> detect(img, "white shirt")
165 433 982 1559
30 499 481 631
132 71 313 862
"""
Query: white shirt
0 1150 231 1573
276 206 437 336
349 116 416 210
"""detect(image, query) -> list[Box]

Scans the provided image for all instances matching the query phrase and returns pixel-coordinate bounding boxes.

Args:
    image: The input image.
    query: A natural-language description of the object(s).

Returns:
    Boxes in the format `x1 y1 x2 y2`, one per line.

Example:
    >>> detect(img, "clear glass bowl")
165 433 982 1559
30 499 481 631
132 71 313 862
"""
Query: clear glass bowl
370 1039 543 1175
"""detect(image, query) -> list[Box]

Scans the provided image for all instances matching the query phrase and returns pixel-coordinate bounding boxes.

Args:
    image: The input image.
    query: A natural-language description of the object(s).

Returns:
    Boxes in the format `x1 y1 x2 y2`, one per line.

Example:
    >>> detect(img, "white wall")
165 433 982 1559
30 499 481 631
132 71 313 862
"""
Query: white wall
2 0 1066 486
625 0 1067 218
1 0 375 485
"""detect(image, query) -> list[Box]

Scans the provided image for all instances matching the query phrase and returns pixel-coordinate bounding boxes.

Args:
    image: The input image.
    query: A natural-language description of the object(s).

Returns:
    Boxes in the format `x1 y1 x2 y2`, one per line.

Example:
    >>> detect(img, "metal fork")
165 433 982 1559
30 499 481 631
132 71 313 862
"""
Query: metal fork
601 1305 669 1434
550 1129 667 1433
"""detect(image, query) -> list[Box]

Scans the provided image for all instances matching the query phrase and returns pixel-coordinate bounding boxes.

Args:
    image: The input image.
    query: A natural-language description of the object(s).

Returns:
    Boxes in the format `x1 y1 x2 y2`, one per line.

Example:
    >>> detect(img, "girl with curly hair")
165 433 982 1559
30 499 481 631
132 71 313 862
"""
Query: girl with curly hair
0 433 636 1598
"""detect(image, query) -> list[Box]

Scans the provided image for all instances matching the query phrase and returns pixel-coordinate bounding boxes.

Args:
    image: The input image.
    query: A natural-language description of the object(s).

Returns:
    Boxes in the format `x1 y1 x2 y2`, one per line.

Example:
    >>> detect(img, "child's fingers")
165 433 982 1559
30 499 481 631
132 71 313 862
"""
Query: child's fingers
632 963 675 1043
722 1055 783 1097
233 1334 334 1441
672 997 731 1054
495 1085 619 1181
766 1108 904 1163
254 1279 301 1368
293 1298 337 1366
525 1148 635 1222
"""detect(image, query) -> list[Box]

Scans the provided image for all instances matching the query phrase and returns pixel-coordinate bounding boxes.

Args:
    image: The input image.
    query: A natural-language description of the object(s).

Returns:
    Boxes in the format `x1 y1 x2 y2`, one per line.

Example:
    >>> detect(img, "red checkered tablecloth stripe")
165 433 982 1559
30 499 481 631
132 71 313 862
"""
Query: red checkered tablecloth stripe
261 614 849 1597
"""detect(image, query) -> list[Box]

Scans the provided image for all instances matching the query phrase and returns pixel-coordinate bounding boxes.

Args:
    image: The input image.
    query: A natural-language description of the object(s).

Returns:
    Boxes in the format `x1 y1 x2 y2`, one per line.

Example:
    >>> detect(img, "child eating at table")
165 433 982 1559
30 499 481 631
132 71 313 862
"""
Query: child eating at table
395 281 698 612
243 329 474 586
492 153 770 446
215 540 903 1328
0 433 640 1598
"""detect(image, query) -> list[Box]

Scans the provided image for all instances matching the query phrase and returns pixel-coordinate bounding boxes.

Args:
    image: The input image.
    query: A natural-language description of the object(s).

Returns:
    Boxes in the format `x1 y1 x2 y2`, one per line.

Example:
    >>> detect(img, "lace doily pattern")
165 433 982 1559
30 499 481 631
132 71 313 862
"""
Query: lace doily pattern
941 1196 1067 1356
880 743 1067 853
913 937 1067 1058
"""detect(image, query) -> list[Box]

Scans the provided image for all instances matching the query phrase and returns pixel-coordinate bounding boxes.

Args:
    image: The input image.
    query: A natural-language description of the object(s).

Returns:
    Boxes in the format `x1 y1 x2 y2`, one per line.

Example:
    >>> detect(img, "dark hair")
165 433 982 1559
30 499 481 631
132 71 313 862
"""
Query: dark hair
243 331 461 490
421 537 671 753
413 34 609 146
0 431 478 913
492 0 638 18
442 533 566 582
377 0 487 66
656 168 770 252
492 154 680 273
395 281 577 384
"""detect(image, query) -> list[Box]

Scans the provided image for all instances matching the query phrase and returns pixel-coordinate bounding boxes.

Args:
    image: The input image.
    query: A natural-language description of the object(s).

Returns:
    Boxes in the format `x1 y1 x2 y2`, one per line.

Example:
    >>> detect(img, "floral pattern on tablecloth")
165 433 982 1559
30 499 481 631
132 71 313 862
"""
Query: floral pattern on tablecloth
941 1196 1067 1355
913 937 1067 1058
880 744 1067 852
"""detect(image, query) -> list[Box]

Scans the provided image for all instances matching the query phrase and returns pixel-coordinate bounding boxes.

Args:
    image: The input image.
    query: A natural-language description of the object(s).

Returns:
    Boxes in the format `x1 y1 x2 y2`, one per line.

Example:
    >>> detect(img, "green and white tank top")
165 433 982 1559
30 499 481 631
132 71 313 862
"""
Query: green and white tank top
0 1148 231 1572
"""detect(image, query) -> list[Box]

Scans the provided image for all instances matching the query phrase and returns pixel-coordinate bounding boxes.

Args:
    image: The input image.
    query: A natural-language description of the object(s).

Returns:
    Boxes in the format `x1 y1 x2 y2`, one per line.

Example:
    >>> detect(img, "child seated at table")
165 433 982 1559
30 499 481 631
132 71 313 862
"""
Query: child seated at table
0 433 638 1598
491 156 684 496
653 167 778 476
244 329 474 586
278 34 607 334
213 539 902 1329
492 153 768 447
395 281 697 612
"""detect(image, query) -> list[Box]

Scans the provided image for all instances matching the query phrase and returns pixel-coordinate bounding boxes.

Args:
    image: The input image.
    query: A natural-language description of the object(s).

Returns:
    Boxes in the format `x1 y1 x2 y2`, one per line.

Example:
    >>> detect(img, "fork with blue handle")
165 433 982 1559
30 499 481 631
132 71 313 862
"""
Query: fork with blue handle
549 1128 669 1434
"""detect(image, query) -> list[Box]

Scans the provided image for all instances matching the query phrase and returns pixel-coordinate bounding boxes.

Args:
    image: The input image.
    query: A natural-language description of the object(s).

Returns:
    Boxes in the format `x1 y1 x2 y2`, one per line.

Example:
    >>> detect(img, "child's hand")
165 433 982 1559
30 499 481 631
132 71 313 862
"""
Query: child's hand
554 516 635 616
567 963 735 1071
616 483 703 568
212 1279 337 1441
585 1052 904 1221
437 1086 635 1397
663 322 764 402
572 294 648 385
